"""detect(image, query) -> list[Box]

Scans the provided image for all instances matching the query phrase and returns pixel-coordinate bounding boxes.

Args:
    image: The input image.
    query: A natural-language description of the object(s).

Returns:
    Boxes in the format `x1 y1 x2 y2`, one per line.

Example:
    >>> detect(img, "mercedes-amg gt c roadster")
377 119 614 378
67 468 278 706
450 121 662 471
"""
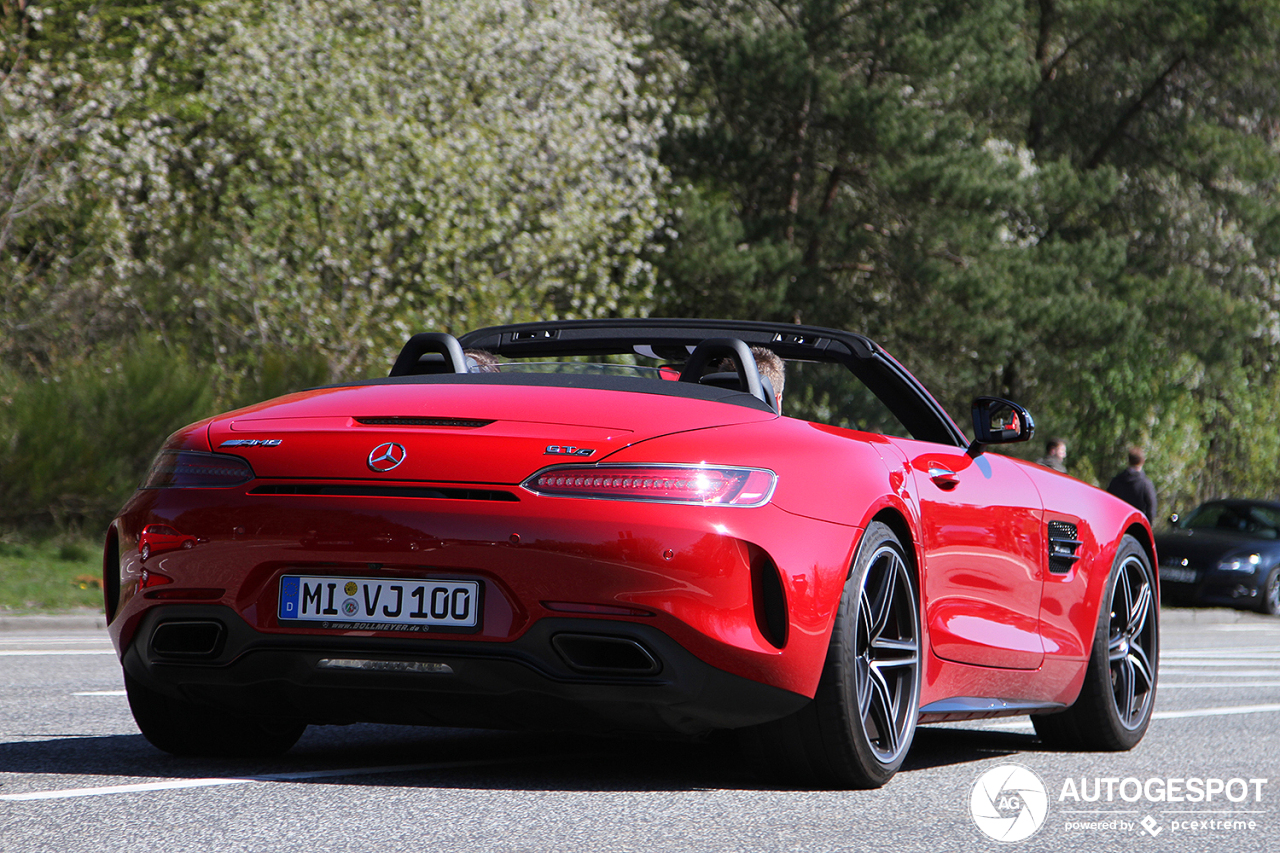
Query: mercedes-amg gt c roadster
103 319 1158 787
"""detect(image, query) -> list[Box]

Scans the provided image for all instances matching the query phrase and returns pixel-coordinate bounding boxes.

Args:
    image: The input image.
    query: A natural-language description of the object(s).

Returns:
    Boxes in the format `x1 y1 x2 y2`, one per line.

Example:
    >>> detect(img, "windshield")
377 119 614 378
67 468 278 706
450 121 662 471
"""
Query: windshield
1178 502 1280 538
465 354 914 437
473 361 670 379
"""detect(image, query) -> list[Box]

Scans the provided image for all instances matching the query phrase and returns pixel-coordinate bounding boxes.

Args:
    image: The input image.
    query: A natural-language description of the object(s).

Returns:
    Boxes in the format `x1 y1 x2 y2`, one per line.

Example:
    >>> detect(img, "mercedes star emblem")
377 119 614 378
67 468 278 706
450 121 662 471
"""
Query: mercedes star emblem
367 442 407 472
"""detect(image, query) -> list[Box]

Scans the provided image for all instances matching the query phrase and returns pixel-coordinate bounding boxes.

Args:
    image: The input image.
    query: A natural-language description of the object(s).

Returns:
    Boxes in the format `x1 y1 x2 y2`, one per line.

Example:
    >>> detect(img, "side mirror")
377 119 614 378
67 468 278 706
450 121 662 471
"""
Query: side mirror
969 397 1035 455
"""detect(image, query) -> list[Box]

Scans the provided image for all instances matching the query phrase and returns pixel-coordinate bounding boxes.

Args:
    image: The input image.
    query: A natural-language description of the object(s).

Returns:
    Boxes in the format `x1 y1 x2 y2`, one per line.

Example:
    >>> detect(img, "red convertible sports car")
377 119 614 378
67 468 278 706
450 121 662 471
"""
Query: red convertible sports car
103 319 1158 787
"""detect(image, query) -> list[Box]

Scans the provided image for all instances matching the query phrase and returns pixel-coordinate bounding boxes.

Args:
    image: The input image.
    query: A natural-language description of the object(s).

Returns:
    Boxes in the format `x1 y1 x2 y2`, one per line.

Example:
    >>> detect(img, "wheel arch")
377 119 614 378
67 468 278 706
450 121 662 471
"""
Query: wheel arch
1125 521 1157 578
869 508 918 578
847 506 919 585
1074 515 1157 654
103 524 121 625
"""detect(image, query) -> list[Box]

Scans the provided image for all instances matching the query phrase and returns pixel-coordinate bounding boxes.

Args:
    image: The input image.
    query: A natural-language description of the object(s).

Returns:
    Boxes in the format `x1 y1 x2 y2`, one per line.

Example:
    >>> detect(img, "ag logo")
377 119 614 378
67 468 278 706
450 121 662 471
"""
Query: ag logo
969 764 1049 842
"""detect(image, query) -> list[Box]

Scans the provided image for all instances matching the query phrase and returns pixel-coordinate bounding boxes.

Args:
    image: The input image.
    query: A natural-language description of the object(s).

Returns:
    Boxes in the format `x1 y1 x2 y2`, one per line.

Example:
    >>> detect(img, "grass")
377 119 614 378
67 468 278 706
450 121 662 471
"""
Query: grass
0 535 106 614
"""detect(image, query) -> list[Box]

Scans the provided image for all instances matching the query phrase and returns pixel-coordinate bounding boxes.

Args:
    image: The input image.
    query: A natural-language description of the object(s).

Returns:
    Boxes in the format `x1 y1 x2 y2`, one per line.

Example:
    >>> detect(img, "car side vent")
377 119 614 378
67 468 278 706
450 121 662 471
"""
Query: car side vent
356 417 493 428
1048 521 1082 574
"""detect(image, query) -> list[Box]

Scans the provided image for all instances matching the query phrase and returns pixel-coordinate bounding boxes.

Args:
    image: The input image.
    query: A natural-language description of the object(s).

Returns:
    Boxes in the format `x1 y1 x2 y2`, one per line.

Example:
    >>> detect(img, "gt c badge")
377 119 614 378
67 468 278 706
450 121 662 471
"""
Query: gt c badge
545 445 596 457
368 442 407 472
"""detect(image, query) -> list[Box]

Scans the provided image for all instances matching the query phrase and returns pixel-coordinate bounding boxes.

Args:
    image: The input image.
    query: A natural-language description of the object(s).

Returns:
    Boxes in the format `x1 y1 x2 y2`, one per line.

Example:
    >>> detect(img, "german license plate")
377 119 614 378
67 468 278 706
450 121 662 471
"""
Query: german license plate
278 575 480 630
1159 565 1197 584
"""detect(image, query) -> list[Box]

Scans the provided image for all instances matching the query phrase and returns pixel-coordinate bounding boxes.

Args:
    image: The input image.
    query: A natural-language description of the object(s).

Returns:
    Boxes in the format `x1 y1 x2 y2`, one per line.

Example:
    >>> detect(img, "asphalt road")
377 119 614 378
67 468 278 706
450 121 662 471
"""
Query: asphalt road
1 607 1277 853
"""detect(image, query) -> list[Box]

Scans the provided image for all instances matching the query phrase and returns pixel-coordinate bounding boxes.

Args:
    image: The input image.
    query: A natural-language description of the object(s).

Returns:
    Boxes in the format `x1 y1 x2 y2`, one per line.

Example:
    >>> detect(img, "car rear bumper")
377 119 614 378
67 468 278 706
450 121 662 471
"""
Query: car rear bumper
121 604 810 735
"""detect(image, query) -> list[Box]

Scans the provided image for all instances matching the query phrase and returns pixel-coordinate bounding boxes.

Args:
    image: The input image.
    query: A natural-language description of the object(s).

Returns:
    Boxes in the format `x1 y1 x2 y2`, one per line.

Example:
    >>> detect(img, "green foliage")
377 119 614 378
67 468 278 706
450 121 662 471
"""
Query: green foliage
232 346 333 409
0 533 105 612
2 0 673 381
653 0 1280 503
0 341 215 528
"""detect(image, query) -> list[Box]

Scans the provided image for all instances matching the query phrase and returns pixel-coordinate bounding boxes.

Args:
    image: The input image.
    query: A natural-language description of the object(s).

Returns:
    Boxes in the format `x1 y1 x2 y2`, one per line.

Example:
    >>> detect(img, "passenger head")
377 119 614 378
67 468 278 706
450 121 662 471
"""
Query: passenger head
464 349 500 373
751 347 785 412
711 346 784 411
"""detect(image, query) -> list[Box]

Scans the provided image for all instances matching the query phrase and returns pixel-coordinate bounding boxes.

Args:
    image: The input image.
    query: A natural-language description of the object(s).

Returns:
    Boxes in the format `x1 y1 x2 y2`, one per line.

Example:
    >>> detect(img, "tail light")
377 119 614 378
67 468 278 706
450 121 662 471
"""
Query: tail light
141 451 254 488
523 465 775 507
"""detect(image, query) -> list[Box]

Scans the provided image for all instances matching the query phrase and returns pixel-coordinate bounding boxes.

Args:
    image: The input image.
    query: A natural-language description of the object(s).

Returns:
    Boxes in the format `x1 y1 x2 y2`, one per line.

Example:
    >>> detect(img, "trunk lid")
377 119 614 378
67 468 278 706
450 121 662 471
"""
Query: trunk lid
207 380 773 484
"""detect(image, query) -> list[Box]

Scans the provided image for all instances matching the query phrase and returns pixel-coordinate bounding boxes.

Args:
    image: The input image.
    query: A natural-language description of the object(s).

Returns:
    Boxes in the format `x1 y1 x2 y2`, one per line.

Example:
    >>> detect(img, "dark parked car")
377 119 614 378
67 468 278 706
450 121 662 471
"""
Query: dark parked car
1156 499 1280 615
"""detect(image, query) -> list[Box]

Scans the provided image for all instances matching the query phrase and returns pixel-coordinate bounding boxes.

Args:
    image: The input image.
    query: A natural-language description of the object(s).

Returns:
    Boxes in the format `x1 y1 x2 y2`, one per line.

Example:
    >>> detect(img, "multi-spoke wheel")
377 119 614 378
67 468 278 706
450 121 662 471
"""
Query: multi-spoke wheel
744 522 920 788
849 529 920 769
1033 535 1158 750
1108 547 1157 730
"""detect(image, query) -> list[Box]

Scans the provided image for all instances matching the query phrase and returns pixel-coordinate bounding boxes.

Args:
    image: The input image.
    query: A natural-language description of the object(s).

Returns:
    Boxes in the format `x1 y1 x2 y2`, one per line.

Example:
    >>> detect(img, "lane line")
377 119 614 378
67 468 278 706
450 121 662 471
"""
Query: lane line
0 650 116 657
0 639 111 646
0 757 539 802
1159 682 1280 688
1157 659 1280 667
971 702 1280 731
1159 658 1280 665
1162 647 1280 656
1161 669 1280 676
1150 702 1280 720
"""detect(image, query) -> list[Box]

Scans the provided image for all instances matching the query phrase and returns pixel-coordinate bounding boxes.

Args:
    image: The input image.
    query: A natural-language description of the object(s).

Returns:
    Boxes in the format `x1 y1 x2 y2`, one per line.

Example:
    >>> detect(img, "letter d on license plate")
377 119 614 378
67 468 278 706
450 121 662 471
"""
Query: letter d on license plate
279 575 481 629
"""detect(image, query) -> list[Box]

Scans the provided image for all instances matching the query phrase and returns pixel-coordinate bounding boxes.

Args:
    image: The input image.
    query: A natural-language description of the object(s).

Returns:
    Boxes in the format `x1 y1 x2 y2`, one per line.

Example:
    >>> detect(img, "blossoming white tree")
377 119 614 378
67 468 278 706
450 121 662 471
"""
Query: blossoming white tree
5 0 671 376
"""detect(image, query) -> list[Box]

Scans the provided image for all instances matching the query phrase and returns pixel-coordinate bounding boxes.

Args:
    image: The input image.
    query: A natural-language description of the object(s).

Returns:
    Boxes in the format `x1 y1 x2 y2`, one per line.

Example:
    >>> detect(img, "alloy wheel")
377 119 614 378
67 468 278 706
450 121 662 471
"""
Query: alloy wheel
853 543 920 764
1108 553 1157 730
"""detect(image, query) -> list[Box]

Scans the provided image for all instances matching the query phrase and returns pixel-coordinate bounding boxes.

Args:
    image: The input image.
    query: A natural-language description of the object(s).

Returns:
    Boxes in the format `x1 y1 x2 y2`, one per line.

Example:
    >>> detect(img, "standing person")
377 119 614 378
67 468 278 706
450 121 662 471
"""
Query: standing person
1107 447 1158 521
1036 438 1068 473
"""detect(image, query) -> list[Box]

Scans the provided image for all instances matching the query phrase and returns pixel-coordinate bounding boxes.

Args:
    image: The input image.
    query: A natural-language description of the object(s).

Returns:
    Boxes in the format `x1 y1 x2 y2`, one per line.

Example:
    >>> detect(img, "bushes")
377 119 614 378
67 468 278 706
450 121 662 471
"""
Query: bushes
0 342 215 530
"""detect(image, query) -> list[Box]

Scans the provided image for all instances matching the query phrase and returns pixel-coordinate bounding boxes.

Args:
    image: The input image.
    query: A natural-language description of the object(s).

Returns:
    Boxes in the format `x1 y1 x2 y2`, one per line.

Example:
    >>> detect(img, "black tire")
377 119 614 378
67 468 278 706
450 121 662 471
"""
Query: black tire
1258 568 1280 616
1033 535 1157 750
126 672 305 758
745 522 920 788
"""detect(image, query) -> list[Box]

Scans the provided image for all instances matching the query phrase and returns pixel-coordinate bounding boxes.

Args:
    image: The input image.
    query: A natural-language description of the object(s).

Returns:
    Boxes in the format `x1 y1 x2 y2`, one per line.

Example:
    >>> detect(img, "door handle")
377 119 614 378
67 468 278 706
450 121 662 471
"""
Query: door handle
928 466 959 489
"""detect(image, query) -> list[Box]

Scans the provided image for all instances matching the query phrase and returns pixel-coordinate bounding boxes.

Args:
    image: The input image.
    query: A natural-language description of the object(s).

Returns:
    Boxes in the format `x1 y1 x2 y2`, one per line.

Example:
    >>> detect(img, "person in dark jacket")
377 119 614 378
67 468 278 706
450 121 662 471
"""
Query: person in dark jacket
1107 447 1157 521
1036 437 1068 473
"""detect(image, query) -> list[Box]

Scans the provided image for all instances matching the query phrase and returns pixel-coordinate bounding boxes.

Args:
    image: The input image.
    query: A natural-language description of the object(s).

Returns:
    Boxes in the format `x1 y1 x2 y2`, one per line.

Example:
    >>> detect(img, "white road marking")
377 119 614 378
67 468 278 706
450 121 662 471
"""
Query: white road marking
0 650 116 657
0 638 110 645
1161 669 1280 676
1161 647 1280 656
1159 658 1280 666
0 758 538 802
1159 682 1280 688
973 702 1280 731
1150 702 1280 720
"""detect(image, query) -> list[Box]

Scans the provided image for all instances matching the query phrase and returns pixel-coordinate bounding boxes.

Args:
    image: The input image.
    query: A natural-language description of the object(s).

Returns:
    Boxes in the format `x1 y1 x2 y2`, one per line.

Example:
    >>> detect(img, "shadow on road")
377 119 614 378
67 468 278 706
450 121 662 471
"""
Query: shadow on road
0 719 1065 794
